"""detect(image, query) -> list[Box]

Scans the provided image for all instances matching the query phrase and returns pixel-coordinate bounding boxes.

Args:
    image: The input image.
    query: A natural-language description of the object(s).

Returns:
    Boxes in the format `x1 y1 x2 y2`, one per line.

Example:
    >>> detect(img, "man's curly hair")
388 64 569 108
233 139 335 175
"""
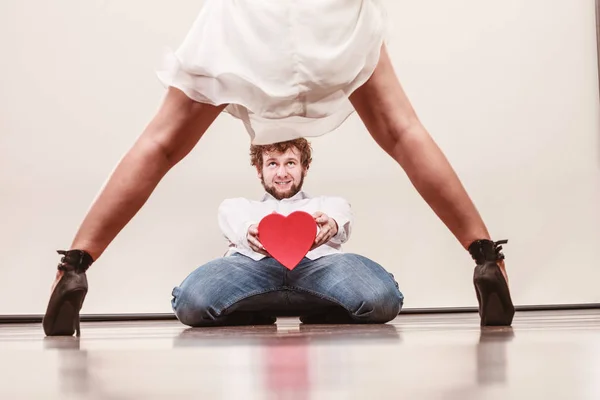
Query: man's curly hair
250 138 313 169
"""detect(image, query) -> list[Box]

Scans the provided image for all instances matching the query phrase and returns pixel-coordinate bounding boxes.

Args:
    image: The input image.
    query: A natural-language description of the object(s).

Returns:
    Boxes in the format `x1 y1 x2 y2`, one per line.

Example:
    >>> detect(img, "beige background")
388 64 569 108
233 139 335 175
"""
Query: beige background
1 0 599 314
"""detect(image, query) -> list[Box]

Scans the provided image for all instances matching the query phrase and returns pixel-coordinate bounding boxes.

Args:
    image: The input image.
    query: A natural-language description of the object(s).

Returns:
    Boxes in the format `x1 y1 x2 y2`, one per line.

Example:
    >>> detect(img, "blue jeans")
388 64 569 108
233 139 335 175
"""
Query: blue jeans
171 253 404 326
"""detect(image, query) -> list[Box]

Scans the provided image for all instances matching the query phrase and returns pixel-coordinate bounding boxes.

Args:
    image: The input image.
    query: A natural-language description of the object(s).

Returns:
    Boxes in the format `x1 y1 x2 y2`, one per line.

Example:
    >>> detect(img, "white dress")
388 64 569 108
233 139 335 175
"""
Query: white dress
156 0 387 145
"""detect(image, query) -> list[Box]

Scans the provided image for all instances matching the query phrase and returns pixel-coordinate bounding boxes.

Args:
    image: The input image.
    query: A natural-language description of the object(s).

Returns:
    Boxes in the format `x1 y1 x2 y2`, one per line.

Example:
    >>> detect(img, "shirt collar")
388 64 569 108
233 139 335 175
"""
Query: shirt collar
262 190 310 202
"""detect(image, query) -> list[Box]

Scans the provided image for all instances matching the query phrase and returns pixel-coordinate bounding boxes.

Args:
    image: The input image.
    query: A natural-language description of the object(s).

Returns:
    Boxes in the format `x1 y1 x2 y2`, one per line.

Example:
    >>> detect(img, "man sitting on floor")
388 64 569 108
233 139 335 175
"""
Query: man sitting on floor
171 138 404 326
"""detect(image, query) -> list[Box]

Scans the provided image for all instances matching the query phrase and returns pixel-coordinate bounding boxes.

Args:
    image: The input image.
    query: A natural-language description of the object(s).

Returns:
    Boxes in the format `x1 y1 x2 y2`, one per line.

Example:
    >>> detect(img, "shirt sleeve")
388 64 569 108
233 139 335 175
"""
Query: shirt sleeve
217 198 259 249
320 196 353 244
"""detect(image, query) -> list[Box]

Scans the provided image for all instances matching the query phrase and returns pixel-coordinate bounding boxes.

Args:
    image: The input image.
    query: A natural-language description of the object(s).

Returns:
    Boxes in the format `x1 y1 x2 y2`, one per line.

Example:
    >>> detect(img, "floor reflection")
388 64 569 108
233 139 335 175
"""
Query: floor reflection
263 338 312 400
172 323 401 399
2 311 599 399
43 337 91 396
476 327 515 386
172 323 401 347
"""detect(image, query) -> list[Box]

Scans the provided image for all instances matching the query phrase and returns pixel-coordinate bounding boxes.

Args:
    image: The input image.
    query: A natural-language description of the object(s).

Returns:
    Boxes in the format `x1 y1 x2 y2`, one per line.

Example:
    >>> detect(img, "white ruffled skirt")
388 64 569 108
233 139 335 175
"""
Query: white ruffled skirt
156 0 387 145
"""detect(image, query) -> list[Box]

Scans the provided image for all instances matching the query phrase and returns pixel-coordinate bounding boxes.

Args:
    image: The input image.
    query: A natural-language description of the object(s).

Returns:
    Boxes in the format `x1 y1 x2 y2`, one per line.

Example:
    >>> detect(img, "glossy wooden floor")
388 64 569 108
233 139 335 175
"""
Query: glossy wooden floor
1 310 599 399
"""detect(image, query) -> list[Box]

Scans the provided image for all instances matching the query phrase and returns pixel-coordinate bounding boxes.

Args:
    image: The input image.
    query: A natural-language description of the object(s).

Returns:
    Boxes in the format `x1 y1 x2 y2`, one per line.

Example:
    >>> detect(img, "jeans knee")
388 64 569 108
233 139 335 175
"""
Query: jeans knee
336 254 403 323
171 286 220 327
352 284 403 323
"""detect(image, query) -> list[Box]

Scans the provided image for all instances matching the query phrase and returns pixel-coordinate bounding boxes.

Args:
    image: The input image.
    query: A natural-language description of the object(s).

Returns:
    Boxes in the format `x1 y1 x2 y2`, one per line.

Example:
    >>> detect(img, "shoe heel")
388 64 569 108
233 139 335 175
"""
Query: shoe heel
43 249 93 337
75 313 81 337
470 239 514 327
474 264 514 326
45 289 87 336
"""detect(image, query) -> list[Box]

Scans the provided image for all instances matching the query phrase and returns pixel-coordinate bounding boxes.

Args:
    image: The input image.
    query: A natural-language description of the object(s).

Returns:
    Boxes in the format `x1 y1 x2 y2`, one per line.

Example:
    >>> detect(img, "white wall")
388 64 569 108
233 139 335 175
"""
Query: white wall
1 0 598 314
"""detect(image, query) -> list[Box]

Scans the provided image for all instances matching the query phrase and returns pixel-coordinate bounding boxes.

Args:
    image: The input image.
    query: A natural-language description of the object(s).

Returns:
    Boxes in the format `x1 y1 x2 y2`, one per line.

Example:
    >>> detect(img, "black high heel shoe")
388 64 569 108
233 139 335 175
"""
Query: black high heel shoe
469 239 515 327
43 250 93 336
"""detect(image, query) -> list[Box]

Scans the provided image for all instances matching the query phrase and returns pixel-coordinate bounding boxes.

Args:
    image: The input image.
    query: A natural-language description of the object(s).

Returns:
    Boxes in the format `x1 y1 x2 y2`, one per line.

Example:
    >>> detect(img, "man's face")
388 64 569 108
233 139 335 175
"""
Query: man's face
258 147 307 200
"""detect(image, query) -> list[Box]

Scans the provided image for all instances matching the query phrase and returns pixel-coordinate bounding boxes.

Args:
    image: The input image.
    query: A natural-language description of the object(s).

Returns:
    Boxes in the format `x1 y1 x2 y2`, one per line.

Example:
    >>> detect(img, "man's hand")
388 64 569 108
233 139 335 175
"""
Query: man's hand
311 212 338 249
247 224 269 256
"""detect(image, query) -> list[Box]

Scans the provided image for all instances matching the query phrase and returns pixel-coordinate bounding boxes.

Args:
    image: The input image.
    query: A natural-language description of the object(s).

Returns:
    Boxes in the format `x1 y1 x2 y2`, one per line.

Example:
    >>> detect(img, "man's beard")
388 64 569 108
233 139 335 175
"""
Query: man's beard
261 174 305 200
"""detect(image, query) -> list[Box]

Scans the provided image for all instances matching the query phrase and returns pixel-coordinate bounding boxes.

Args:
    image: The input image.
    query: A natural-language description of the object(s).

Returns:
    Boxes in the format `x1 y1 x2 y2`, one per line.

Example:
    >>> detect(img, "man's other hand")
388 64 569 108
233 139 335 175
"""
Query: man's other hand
247 224 269 256
311 212 338 249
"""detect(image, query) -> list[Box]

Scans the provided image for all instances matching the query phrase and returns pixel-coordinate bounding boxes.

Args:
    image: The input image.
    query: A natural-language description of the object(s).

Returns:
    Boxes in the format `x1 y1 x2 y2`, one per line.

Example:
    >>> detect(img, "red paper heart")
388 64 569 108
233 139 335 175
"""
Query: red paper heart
258 211 317 270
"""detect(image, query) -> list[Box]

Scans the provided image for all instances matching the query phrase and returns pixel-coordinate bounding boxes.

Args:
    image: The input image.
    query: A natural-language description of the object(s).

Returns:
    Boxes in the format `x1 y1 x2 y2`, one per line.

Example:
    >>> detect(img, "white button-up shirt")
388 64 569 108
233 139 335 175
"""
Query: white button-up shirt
218 191 353 261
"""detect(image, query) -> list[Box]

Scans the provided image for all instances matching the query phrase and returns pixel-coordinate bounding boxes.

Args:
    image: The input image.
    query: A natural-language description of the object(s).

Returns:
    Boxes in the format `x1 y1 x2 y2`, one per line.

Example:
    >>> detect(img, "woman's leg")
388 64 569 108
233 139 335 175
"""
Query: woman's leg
52 88 225 288
349 44 513 325
350 44 491 252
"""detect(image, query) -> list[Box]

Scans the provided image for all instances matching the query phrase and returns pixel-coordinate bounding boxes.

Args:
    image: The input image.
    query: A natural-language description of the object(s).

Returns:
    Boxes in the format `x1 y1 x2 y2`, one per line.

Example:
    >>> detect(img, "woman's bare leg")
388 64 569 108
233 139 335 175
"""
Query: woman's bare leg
52 88 225 289
349 44 508 281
